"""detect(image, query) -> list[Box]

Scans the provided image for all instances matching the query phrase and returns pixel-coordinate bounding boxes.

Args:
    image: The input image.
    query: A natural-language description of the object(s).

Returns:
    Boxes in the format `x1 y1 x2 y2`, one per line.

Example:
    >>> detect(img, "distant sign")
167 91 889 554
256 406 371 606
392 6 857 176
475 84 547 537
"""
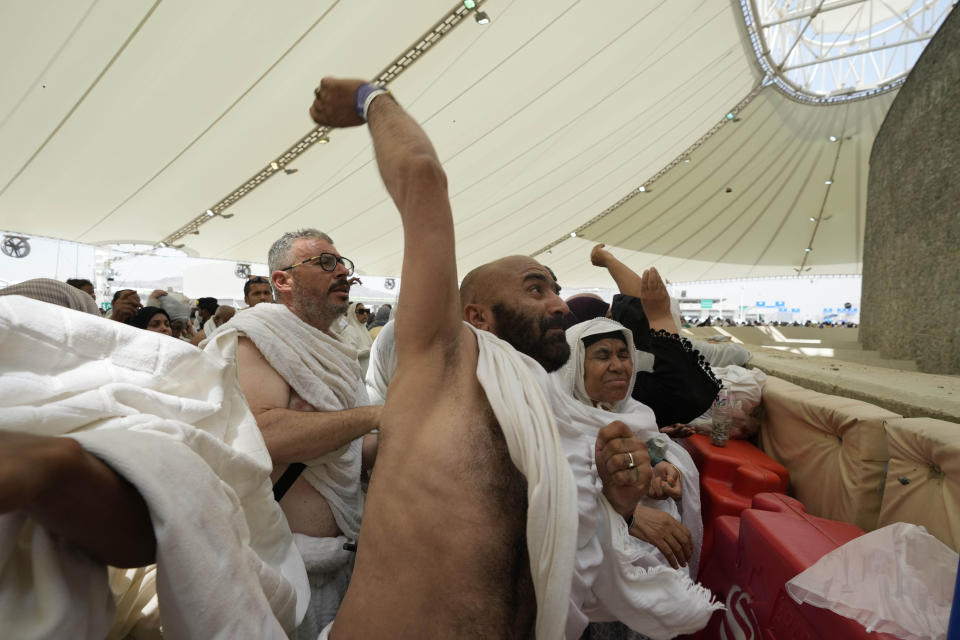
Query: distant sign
775 300 786 307
756 301 766 307
791 308 800 313
700 299 713 309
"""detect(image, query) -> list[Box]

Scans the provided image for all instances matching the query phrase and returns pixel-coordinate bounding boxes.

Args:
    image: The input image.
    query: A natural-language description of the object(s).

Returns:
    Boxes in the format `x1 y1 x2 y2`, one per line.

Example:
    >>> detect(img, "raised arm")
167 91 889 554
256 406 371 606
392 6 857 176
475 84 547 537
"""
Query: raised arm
310 79 461 363
591 243 678 334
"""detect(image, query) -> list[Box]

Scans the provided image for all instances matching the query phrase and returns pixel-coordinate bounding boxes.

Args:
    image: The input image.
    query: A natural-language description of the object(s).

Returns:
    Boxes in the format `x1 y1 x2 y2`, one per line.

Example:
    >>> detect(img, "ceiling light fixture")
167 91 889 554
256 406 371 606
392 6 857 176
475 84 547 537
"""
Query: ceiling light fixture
570 232 577 238
828 135 838 142
318 136 330 144
284 168 299 175
205 209 215 217
638 186 646 192
804 247 812 252
683 158 691 163
270 161 279 171
462 0 476 8
475 10 489 24
219 212 234 219
809 217 816 222
824 180 833 185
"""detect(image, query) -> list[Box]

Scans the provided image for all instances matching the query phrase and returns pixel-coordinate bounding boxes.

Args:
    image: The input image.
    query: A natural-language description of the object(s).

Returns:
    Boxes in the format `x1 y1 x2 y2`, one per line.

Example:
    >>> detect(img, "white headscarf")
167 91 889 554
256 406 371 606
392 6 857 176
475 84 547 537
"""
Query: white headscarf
336 302 372 376
342 302 373 351
554 317 706 578
557 317 643 416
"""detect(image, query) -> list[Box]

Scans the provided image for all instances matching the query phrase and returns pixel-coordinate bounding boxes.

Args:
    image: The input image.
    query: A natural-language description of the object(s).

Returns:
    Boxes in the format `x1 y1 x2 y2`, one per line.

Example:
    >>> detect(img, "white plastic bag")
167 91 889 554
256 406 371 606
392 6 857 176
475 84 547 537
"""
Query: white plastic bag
785 523 958 640
686 366 766 439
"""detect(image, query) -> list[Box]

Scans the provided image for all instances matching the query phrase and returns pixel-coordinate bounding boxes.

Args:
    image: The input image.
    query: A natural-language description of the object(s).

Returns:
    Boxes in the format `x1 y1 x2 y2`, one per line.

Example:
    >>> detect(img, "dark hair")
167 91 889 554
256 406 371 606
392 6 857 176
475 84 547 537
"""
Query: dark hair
130 306 170 330
244 276 270 297
197 297 219 314
66 278 93 290
581 330 626 349
112 289 135 304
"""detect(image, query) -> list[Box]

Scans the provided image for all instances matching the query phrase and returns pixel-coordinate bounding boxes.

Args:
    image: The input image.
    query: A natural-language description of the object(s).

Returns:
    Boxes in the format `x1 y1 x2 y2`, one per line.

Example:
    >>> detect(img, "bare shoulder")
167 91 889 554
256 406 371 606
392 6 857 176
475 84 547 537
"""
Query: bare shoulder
236 336 289 414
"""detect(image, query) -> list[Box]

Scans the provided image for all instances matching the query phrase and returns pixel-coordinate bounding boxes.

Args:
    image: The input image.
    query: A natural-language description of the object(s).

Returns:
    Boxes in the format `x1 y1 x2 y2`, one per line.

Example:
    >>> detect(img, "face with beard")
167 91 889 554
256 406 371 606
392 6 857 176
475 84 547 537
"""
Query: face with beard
462 257 571 371
491 301 570 372
276 237 352 333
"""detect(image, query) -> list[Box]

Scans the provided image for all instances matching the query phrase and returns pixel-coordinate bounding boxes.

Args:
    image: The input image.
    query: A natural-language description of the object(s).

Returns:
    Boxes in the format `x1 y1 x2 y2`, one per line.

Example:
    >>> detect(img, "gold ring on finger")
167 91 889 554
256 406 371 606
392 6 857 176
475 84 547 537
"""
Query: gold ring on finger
626 451 634 467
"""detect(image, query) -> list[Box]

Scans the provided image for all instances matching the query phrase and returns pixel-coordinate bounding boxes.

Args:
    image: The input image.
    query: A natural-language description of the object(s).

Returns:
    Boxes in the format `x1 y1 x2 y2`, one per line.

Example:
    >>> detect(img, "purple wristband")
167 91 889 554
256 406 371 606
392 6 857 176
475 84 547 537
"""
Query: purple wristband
354 83 388 120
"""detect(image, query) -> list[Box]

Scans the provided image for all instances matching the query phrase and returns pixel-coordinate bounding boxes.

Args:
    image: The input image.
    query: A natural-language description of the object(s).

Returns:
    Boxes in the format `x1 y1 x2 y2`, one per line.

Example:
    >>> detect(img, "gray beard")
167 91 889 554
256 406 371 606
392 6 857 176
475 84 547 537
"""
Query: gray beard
290 291 347 333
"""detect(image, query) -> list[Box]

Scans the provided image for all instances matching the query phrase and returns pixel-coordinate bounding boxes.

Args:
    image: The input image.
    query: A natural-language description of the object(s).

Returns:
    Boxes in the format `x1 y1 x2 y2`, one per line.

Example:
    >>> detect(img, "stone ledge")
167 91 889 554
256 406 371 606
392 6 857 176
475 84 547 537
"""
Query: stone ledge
746 348 960 423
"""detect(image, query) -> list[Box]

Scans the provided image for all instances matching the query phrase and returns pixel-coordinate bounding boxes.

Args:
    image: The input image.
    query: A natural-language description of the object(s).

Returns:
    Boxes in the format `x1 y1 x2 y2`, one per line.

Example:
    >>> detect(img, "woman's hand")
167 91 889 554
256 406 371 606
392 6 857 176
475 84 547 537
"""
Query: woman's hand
629 504 693 570
660 423 695 438
649 461 683 500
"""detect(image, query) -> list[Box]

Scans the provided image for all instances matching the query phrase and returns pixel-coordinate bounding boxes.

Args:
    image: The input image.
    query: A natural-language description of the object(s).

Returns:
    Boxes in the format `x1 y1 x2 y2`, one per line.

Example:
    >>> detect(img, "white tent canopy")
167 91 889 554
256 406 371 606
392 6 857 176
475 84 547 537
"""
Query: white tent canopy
0 1 951 289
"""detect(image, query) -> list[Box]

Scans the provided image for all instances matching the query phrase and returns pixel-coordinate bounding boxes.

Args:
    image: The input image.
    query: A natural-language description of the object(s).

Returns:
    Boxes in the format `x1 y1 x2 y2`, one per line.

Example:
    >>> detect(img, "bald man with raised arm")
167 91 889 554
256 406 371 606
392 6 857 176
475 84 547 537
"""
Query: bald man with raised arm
309 78 544 639
309 74 683 640
310 77 729 639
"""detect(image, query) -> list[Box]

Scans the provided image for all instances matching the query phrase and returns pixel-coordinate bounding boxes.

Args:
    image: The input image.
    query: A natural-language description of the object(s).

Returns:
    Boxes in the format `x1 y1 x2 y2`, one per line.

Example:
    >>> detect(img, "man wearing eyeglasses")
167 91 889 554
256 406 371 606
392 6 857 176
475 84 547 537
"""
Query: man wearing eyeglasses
203 228 381 639
243 276 274 308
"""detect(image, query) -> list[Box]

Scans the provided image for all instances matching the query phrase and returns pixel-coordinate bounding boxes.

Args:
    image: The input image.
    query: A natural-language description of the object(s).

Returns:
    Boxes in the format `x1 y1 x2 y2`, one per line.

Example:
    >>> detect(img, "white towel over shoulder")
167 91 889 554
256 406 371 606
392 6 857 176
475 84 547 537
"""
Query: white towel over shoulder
205 303 368 539
0 296 307 639
470 322 721 640
470 325 579 640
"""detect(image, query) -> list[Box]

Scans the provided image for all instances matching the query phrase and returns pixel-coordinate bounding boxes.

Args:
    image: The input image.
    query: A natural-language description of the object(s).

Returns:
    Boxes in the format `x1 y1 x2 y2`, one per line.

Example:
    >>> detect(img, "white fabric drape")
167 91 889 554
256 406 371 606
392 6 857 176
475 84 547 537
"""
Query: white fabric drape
470 325 579 640
0 296 307 639
365 320 396 406
205 302 368 539
552 317 718 638
338 302 372 377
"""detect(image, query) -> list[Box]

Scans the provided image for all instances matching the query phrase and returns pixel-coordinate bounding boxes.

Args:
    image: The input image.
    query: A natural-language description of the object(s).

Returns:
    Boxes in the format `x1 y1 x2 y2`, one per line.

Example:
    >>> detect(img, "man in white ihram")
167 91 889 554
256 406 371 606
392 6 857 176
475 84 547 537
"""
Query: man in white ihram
204 229 380 639
309 77 720 639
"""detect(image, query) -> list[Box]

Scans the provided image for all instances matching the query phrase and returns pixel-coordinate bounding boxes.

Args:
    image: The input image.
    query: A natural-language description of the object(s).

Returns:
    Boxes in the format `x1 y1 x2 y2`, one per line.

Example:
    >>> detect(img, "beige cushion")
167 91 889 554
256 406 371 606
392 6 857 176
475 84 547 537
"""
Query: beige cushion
879 417 960 552
759 376 900 531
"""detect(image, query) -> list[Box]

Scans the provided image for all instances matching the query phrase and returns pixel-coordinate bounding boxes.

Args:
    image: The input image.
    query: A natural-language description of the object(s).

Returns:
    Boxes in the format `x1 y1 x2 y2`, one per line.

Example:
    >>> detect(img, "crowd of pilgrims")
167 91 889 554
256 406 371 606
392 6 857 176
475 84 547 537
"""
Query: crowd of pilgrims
0 240 762 638
0 79 772 639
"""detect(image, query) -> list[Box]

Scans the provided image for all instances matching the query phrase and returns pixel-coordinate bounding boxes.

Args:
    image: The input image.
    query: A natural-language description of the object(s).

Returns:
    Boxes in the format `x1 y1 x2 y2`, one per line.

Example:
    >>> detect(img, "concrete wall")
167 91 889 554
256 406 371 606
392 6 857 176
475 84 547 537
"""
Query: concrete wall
860 6 960 374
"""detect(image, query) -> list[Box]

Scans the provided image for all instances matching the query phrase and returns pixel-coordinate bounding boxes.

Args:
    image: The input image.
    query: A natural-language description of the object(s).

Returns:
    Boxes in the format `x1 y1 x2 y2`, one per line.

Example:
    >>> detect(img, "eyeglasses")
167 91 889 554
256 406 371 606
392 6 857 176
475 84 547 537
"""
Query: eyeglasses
281 252 354 275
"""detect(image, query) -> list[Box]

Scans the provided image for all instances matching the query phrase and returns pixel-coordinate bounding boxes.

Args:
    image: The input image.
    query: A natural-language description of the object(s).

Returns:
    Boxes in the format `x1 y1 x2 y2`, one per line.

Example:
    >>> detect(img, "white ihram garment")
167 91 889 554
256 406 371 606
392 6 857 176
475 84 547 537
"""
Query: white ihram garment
204 302 369 638
0 296 306 639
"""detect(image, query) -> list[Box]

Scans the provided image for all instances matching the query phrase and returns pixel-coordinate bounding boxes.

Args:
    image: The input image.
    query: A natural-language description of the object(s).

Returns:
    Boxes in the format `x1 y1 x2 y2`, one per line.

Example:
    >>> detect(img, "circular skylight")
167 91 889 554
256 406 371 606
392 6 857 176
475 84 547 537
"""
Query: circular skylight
741 0 955 103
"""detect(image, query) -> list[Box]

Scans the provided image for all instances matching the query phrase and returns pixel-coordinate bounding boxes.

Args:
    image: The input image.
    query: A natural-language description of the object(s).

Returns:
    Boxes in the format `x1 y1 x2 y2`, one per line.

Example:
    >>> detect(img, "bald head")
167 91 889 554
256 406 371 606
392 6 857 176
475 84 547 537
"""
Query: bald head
460 256 558 311
460 256 570 371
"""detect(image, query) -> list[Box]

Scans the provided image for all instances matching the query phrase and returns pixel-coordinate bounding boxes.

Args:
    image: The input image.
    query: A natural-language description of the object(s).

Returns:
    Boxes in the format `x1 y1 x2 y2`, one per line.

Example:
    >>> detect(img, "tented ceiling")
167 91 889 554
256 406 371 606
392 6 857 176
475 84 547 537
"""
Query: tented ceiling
0 0 915 287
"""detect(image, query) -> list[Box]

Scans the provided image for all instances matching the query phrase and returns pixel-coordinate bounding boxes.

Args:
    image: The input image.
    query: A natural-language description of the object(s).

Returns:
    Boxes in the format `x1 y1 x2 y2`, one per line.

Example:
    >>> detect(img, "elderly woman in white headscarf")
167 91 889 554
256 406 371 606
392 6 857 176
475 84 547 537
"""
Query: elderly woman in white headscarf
338 301 373 376
555 317 704 576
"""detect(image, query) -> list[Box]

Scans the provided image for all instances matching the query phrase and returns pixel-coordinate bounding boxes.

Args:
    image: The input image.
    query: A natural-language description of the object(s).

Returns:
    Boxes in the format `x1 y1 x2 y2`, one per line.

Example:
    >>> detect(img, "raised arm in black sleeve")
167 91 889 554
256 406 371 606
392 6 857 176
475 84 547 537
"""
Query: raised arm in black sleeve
610 294 721 427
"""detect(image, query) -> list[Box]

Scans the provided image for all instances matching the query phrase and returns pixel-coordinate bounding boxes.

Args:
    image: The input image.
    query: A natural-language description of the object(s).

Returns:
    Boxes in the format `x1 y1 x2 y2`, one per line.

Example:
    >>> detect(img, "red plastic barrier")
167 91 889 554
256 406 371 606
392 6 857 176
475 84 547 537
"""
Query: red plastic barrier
682 434 789 569
689 493 899 640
